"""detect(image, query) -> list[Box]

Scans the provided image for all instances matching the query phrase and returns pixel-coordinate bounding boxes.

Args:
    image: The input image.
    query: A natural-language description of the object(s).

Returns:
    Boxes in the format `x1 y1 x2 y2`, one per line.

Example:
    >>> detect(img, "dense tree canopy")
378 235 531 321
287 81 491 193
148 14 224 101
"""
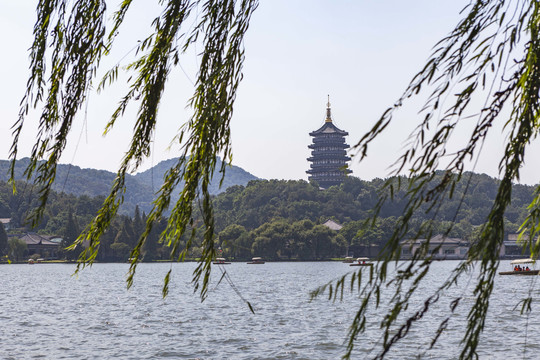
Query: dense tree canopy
0 223 7 257
0 173 534 263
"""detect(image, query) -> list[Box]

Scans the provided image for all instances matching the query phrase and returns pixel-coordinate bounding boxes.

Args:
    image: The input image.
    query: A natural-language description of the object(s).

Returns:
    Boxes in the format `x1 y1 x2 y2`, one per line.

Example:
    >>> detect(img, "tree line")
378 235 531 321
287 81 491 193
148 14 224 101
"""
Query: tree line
0 172 534 262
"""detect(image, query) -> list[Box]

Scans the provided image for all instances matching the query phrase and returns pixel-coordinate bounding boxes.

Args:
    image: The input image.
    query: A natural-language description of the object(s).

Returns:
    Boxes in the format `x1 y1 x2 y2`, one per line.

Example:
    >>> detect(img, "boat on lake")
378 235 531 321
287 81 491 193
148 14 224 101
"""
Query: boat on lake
499 258 539 275
212 257 231 265
247 257 265 264
350 257 373 267
342 256 354 263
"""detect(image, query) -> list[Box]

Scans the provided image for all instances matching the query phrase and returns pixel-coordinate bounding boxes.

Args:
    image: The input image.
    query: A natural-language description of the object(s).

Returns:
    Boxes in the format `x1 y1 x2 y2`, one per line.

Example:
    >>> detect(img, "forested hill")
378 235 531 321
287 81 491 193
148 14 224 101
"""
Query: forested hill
133 158 258 195
0 171 536 262
205 173 536 261
0 157 258 214
212 173 535 237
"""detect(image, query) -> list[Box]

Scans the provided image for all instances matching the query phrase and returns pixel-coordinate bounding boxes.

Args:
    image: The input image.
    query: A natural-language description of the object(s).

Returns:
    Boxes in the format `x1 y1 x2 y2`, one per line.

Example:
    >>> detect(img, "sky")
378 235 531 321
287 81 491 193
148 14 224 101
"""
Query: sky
1 1 538 185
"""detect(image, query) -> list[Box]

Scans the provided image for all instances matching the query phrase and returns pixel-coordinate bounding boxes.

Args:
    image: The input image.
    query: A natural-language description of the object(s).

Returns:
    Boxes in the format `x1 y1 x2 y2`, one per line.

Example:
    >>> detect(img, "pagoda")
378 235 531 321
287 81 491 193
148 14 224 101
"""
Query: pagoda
306 97 352 188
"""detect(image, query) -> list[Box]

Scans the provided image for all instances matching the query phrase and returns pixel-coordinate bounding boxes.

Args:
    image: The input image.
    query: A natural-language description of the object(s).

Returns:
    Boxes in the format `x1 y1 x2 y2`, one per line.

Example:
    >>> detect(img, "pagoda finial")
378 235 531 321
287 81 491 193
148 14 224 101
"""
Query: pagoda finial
325 95 332 122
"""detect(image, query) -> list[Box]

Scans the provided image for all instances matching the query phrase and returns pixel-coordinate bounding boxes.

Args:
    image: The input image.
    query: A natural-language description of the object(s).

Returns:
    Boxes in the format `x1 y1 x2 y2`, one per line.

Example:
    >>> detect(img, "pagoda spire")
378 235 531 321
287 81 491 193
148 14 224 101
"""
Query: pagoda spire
325 95 332 122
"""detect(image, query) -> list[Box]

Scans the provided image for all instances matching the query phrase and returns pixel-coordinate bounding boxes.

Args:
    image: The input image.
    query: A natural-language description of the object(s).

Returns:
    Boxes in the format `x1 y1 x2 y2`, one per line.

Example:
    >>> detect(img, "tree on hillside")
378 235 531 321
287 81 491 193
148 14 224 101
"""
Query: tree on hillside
218 224 249 259
114 218 136 248
8 238 27 262
133 206 144 235
251 220 291 260
0 222 7 256
309 225 337 260
62 209 81 260
142 213 162 261
14 0 540 359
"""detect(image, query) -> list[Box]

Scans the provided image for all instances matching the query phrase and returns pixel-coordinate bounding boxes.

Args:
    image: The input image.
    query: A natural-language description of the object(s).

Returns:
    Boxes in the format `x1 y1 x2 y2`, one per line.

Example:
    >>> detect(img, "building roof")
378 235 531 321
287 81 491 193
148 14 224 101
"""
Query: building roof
19 233 59 246
309 121 348 137
45 236 64 244
323 219 343 231
309 98 349 136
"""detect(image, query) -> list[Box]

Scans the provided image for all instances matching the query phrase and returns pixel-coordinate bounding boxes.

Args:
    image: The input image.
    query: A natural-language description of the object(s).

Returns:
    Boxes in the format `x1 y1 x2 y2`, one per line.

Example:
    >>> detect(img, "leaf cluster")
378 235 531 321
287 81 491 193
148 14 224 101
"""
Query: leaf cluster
14 0 258 300
319 1 540 358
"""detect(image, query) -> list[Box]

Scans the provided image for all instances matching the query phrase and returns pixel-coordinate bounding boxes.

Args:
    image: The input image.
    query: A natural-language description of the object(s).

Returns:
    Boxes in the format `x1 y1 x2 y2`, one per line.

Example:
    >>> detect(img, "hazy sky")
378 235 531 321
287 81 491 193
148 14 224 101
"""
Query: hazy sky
2 1 538 185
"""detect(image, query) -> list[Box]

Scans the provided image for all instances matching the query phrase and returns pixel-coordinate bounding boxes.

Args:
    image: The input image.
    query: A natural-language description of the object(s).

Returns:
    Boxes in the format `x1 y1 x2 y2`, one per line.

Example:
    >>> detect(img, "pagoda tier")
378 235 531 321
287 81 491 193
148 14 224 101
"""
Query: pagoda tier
306 98 352 189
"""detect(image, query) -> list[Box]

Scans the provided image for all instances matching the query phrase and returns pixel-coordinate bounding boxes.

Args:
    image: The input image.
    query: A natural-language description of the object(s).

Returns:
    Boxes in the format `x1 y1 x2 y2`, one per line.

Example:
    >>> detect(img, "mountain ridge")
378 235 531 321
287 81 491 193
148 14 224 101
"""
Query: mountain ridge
0 157 259 214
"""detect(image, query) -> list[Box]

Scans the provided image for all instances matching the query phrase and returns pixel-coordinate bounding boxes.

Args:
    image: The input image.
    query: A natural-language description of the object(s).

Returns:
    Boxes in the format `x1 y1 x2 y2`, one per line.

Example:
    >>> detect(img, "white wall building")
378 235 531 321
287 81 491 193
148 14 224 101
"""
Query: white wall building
401 234 469 260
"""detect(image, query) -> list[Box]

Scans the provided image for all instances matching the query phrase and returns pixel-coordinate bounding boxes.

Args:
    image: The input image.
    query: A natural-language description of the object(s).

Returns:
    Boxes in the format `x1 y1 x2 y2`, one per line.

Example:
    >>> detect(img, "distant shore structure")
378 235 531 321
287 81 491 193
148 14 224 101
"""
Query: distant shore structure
306 96 352 188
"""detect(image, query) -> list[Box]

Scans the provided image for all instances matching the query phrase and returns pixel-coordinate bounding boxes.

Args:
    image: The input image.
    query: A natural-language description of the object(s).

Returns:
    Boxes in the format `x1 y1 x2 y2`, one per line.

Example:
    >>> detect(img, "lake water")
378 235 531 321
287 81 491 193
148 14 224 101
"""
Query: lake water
1 261 539 359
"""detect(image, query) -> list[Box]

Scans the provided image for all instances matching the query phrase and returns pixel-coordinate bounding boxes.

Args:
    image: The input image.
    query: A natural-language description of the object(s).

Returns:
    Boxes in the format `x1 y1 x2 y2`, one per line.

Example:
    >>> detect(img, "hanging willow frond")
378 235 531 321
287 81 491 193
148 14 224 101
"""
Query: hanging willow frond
314 1 540 359
13 0 258 300
12 0 107 225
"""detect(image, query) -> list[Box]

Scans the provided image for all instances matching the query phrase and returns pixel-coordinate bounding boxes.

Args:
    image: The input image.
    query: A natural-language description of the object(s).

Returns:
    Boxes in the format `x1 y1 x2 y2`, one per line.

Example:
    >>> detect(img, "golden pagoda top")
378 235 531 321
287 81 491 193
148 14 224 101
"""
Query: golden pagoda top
325 95 332 123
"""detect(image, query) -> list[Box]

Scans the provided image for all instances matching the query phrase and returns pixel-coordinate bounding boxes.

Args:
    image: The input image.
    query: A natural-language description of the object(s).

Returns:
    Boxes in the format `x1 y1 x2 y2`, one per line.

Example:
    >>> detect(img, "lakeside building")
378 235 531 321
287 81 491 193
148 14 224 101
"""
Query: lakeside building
400 233 535 260
19 233 61 259
501 233 531 258
401 235 469 260
307 97 352 189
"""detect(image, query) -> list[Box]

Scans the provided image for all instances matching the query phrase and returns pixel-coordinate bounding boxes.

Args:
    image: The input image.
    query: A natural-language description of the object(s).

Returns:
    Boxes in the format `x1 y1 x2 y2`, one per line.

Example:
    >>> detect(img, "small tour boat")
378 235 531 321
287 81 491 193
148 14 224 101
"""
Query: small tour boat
212 257 231 265
342 256 354 263
247 257 265 264
499 258 539 275
350 257 373 267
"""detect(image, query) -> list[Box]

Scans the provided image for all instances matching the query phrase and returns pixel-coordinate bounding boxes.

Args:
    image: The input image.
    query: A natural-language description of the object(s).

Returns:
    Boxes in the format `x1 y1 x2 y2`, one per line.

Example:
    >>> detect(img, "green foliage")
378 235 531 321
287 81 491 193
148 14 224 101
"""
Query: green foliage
13 0 259 300
0 172 533 264
62 210 81 260
0 172 534 264
0 223 7 256
12 0 107 225
110 242 131 260
218 224 248 258
213 175 532 239
8 238 27 262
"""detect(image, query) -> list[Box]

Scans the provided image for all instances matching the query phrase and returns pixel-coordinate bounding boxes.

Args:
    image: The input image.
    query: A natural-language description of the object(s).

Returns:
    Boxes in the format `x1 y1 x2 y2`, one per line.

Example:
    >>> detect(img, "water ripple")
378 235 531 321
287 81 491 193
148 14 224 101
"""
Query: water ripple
0 261 538 359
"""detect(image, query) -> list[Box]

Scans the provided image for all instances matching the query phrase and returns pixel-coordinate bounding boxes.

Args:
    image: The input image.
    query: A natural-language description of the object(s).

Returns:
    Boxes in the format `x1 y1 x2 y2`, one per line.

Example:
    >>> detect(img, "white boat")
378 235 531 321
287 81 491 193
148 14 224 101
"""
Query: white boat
212 257 231 265
350 257 373 267
342 256 354 263
499 258 539 275
247 257 265 264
